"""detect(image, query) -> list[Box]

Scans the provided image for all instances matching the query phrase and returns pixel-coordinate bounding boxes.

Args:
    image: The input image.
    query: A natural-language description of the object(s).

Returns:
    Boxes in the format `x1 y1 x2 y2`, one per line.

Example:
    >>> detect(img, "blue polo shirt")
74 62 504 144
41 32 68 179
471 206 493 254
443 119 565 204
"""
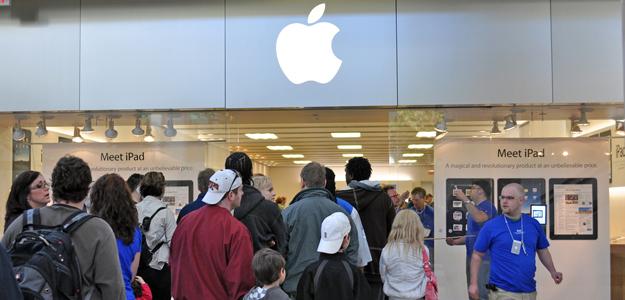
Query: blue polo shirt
466 199 497 257
474 214 549 293
412 205 434 249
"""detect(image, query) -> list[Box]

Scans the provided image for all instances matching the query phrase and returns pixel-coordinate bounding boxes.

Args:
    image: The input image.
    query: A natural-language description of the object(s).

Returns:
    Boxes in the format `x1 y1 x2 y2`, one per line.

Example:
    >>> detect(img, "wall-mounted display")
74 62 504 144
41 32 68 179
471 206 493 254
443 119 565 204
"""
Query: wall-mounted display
445 178 494 238
549 178 598 240
497 178 546 232
164 180 194 218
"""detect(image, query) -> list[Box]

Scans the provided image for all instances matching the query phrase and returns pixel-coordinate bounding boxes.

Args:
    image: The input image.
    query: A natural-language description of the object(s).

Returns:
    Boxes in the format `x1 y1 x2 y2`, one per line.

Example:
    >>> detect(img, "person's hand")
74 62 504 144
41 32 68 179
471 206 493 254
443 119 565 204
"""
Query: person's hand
446 237 458 246
468 283 480 300
454 188 469 202
399 191 410 201
551 271 563 284
135 276 145 284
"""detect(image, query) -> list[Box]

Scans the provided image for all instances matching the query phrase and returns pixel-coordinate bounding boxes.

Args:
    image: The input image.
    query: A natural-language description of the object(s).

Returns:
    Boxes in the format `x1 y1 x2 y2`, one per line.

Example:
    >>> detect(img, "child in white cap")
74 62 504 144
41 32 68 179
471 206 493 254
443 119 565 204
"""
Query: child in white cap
295 212 371 300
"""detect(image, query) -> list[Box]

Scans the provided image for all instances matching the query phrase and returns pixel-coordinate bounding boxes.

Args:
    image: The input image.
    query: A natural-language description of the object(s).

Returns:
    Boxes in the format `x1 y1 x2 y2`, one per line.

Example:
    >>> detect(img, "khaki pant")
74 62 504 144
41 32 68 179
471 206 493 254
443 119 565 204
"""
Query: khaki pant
488 289 537 300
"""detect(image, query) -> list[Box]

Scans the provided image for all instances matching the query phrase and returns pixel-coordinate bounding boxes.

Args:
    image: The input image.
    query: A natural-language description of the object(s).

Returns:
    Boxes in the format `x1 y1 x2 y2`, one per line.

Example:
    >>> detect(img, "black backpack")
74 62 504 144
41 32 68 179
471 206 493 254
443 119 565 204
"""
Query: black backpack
8 208 94 300
138 206 166 269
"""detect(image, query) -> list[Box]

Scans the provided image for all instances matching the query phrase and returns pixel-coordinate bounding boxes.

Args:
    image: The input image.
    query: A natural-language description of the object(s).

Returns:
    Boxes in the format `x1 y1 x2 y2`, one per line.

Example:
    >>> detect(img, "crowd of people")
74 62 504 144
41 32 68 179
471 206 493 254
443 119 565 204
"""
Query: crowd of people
0 153 563 300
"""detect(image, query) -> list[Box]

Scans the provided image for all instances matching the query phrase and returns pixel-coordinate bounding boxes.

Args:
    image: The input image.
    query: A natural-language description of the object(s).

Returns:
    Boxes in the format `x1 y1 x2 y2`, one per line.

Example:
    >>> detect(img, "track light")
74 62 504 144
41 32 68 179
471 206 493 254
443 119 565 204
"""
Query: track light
503 115 517 131
13 120 25 141
578 106 590 126
104 117 118 139
144 122 154 142
81 116 94 133
35 119 48 137
434 118 448 133
72 127 84 143
616 120 625 136
490 121 501 135
570 121 582 134
164 116 177 137
131 117 145 136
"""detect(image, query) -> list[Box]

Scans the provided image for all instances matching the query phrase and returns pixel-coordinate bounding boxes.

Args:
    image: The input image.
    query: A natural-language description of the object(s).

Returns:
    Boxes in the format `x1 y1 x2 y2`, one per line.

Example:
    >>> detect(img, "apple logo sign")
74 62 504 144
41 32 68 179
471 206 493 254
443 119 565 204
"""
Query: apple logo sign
276 3 342 84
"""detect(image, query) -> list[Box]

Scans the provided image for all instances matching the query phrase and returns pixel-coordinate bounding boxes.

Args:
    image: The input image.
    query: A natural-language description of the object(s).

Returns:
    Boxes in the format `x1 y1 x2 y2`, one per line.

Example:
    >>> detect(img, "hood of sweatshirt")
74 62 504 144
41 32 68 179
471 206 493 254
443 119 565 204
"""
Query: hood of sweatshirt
290 187 335 206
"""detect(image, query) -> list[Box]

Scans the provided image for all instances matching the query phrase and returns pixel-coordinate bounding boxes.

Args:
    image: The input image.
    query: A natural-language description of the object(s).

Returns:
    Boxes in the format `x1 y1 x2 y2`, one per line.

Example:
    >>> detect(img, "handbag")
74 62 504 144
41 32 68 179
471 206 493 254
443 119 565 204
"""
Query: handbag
421 247 438 300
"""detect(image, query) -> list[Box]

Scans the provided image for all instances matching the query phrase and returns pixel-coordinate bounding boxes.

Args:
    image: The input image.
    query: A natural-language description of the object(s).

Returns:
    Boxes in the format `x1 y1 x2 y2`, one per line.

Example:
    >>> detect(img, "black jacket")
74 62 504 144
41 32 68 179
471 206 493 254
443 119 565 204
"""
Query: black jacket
296 252 371 300
335 181 396 283
234 185 287 255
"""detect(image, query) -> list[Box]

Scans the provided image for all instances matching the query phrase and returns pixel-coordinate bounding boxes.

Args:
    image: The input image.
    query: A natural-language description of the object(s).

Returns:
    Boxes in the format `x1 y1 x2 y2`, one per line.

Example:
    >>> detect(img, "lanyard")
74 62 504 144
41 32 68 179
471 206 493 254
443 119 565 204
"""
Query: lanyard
504 215 527 255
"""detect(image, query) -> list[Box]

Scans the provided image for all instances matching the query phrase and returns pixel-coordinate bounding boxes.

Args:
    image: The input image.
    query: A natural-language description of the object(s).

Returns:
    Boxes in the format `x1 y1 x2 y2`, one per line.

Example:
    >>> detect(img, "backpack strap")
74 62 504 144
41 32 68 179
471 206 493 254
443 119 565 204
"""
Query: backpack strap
22 208 41 230
61 210 95 234
150 207 167 220
313 259 329 292
313 259 354 293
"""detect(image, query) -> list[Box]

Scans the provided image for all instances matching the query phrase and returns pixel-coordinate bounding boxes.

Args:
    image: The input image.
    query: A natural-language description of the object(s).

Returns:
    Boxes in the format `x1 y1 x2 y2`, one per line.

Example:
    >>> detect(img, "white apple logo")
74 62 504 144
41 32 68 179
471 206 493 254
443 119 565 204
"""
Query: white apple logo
276 3 342 84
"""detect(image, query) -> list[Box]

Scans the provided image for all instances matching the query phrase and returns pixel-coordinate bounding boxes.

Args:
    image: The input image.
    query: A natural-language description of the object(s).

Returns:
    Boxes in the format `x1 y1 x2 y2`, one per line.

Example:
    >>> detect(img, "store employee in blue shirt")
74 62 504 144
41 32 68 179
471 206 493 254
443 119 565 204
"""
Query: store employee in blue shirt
470 183 562 300
410 187 434 265
446 180 497 300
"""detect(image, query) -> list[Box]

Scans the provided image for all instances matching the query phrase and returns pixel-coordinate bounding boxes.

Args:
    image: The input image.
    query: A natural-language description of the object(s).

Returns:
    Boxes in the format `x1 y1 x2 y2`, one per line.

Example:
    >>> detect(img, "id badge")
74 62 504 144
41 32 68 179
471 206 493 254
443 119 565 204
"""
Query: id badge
424 228 432 237
511 240 522 255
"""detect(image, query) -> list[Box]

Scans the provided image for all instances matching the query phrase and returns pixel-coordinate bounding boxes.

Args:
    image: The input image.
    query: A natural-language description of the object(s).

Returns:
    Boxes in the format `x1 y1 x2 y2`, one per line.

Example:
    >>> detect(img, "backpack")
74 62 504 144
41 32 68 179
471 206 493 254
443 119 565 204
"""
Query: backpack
421 247 438 300
313 259 354 293
8 208 94 300
139 207 166 269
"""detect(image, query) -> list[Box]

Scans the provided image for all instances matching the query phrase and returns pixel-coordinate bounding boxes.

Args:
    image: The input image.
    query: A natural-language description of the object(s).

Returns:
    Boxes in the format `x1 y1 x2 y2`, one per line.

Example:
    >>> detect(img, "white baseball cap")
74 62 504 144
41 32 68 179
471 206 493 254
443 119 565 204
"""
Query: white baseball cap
201 169 243 205
317 212 351 254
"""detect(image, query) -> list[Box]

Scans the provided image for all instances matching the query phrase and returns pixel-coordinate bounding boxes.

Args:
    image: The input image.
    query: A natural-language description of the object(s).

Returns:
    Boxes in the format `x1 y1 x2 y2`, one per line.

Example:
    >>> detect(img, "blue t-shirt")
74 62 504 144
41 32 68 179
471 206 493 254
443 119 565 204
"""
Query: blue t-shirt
466 199 497 257
117 227 143 300
474 214 549 293
412 205 434 249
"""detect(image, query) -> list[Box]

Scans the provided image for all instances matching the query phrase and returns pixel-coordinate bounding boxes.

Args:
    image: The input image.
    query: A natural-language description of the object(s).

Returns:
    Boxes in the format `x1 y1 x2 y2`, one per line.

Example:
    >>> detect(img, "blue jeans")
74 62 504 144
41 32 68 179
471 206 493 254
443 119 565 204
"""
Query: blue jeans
465 256 491 300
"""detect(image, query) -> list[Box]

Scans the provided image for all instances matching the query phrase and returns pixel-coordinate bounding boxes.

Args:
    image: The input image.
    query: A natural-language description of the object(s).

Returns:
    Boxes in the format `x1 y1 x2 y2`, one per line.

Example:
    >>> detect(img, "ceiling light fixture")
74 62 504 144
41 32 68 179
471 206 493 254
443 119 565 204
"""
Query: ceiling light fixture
503 115 516 131
144 123 155 143
491 121 501 135
570 120 582 134
337 145 362 150
131 116 145 136
282 154 305 158
616 120 625 136
398 159 417 164
342 153 363 158
13 120 25 142
331 132 361 138
104 116 118 139
72 127 84 143
35 118 48 137
578 105 591 126
407 144 433 149
434 118 448 133
246 133 278 140
164 115 177 137
267 145 293 151
416 131 437 138
293 160 312 165
435 131 448 140
402 153 424 157
81 115 95 134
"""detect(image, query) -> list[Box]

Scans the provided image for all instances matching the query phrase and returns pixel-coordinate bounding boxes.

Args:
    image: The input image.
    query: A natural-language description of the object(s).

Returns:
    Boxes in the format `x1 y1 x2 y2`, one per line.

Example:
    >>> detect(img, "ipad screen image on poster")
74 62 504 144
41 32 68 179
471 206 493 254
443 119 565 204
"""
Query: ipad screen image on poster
530 204 547 225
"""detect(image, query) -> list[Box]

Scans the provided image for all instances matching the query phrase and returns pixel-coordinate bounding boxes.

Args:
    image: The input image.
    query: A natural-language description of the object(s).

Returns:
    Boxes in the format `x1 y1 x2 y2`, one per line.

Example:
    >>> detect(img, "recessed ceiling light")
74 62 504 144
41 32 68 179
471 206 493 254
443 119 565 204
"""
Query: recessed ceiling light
331 132 361 138
293 160 312 165
342 153 363 158
337 145 362 150
416 131 437 138
282 154 304 158
407 144 433 149
402 153 424 157
267 145 293 151
246 133 278 140
398 160 417 164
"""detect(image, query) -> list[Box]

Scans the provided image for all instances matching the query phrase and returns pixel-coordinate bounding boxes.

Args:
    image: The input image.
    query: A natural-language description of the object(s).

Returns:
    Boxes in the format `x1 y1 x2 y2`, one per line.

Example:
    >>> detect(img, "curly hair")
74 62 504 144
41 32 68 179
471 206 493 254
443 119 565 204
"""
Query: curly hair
140 172 165 198
225 152 253 185
345 157 372 181
90 174 138 245
5 171 41 231
52 156 92 203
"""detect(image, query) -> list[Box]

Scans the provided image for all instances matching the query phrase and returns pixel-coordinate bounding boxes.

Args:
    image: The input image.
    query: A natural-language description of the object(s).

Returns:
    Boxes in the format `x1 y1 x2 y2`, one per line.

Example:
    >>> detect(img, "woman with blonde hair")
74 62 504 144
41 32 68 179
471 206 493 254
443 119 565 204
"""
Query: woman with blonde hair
380 209 429 300
251 175 276 202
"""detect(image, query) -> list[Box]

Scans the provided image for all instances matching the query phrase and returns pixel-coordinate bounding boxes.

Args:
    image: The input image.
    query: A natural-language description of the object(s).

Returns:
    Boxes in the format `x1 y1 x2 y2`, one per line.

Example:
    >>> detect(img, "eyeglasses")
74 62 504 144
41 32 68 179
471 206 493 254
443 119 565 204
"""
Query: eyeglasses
498 195 516 201
31 181 50 190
